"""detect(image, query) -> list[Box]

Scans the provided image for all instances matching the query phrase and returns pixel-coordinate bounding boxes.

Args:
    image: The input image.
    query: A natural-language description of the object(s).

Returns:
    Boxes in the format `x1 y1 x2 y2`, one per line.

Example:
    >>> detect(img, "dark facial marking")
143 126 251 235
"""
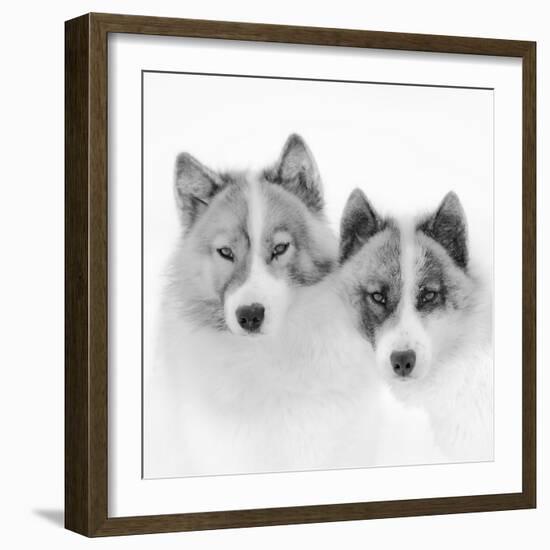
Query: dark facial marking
416 246 447 314
348 229 401 346
359 283 399 346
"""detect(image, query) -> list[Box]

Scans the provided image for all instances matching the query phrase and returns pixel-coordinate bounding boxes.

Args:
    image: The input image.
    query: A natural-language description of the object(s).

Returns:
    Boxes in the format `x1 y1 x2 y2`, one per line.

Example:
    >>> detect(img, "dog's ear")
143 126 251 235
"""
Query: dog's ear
340 189 383 263
418 191 468 269
265 134 324 213
174 153 225 229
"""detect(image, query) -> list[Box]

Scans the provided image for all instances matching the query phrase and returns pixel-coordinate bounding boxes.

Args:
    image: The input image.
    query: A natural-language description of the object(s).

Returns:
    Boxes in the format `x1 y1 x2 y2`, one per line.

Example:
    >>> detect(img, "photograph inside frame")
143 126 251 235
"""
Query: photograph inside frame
142 70 494 479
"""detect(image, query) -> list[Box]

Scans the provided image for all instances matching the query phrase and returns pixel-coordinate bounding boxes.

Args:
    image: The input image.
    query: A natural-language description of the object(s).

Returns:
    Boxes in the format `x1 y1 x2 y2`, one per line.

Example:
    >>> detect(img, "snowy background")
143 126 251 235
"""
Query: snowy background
142 71 494 473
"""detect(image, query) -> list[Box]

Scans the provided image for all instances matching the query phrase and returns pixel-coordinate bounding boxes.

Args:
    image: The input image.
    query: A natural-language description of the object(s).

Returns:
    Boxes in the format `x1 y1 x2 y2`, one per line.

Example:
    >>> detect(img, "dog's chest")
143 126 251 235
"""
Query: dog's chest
151 318 377 475
422 346 493 461
178 383 371 475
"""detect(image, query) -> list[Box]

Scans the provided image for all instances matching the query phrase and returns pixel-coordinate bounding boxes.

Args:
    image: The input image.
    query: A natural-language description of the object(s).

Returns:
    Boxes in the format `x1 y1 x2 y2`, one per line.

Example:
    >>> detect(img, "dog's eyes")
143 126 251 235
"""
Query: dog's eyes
420 289 438 303
272 242 290 259
370 292 386 305
217 247 234 261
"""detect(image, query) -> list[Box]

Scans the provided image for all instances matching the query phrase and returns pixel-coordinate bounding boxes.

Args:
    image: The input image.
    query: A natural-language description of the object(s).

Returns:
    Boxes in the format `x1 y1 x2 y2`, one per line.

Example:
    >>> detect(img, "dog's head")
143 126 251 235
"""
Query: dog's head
172 134 337 336
339 189 476 386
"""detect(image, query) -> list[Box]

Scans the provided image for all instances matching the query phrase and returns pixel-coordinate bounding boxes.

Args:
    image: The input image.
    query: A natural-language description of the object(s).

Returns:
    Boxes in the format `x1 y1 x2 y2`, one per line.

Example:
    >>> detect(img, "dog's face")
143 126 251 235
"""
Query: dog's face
339 189 475 386
172 134 337 336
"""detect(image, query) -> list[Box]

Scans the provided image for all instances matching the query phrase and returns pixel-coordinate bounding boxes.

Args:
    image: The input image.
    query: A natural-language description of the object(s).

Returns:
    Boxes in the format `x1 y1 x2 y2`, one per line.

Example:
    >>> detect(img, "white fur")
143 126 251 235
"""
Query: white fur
224 176 291 336
389 332 493 462
375 220 433 379
145 275 385 477
381 220 494 463
146 174 386 477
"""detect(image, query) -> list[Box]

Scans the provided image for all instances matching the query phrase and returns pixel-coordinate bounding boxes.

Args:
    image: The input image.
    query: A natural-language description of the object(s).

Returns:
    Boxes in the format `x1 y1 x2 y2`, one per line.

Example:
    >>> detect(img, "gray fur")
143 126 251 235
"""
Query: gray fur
339 189 386 263
415 246 447 313
339 192 476 354
417 191 468 269
357 231 401 346
174 153 228 229
341 226 401 347
416 233 476 314
169 136 337 332
168 182 250 331
263 182 336 286
181 294 228 331
263 134 325 214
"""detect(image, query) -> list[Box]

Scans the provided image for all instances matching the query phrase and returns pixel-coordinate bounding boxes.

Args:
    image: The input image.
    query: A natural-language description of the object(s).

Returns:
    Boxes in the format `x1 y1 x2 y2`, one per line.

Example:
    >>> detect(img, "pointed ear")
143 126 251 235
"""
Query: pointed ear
265 134 324 213
174 153 225 228
418 191 468 268
339 189 383 263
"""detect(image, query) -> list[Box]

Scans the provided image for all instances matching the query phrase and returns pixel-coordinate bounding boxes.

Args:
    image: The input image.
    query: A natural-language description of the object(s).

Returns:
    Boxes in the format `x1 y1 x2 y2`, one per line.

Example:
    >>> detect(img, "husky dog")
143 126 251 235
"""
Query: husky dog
168 133 336 337
145 135 380 477
338 189 493 462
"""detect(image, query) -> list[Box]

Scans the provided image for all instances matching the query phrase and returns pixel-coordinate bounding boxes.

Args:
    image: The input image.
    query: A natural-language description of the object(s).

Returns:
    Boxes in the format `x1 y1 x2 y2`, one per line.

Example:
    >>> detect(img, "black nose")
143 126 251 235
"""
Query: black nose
390 349 416 377
236 303 265 333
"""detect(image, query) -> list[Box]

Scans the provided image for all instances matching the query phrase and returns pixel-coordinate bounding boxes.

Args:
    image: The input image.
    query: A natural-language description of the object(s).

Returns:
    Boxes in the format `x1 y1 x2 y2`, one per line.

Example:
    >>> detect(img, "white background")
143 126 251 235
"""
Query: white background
141 70 494 484
0 0 546 548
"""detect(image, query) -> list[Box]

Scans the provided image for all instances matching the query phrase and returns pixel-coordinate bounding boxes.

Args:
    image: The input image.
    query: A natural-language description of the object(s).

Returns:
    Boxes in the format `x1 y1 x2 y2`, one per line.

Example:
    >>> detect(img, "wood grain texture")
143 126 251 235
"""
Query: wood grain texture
64 12 537 537
521 42 537 508
65 14 91 536
92 12 533 56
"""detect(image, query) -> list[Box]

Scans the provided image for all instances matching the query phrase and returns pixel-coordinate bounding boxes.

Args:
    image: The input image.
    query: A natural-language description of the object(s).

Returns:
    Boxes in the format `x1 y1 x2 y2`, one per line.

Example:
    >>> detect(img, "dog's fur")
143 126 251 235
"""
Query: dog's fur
145 134 492 475
145 136 383 477
169 134 336 336
337 189 493 462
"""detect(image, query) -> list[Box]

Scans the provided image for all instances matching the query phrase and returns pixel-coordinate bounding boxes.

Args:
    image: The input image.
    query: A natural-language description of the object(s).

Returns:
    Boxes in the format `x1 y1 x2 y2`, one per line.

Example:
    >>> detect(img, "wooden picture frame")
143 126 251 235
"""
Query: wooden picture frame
65 12 536 537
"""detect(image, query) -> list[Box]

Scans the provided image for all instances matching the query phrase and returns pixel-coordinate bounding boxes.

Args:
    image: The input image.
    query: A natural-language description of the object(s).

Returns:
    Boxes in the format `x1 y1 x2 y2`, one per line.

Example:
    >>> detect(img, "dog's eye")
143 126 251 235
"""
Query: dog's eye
217 247 234 261
370 292 386 305
272 242 290 259
421 290 437 303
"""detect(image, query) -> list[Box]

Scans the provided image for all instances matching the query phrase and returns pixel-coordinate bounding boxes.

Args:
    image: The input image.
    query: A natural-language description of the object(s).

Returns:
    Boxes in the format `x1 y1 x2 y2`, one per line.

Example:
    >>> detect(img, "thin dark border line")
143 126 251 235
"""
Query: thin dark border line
140 68 494 479
491 89 500 464
142 69 494 91
140 70 145 479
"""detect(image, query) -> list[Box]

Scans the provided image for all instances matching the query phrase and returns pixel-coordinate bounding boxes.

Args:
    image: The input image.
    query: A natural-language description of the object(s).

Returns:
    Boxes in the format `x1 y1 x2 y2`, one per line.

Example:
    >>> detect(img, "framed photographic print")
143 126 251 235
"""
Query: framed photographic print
65 13 536 536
